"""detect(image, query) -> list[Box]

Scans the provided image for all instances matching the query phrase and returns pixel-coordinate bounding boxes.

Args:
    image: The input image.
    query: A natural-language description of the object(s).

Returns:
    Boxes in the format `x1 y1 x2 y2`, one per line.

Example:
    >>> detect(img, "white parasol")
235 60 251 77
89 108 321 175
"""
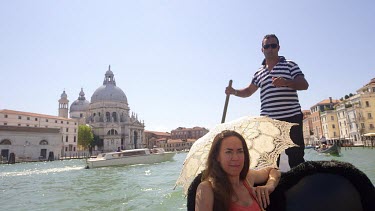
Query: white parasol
174 115 298 194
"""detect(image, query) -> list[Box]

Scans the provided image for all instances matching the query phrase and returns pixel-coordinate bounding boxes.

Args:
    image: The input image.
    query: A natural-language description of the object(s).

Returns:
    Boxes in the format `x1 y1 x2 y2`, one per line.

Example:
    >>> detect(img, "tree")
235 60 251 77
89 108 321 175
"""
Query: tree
78 125 94 151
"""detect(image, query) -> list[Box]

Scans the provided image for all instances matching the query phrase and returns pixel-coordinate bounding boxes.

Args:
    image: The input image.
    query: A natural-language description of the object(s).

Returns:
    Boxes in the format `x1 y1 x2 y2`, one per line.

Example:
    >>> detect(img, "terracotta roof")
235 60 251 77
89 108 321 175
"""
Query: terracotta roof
317 99 340 104
144 130 171 136
310 98 340 109
0 109 74 121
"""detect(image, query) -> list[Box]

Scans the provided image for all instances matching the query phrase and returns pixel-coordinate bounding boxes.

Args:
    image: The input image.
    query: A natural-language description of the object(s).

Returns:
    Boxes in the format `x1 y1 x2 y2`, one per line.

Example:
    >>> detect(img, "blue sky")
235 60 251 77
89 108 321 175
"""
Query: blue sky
1 0 374 132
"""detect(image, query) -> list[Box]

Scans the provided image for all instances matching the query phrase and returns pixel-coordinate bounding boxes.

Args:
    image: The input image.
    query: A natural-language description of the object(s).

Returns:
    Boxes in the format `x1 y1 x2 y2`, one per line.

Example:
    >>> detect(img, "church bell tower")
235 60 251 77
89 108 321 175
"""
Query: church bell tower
58 90 69 118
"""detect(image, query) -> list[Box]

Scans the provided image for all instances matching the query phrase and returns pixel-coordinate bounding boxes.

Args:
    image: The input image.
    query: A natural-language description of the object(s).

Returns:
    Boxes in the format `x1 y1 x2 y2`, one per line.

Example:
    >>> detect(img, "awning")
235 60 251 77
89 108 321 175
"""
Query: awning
363 133 375 137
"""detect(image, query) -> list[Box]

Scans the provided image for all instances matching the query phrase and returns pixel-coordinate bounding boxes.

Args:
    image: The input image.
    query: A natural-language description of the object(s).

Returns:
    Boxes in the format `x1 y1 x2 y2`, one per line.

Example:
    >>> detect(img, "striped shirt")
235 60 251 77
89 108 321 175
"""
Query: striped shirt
251 56 303 119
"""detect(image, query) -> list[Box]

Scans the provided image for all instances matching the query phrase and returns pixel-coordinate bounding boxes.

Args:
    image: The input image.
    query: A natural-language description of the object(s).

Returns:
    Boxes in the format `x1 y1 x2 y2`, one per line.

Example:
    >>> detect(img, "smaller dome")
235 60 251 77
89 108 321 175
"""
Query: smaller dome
70 99 90 112
70 88 90 112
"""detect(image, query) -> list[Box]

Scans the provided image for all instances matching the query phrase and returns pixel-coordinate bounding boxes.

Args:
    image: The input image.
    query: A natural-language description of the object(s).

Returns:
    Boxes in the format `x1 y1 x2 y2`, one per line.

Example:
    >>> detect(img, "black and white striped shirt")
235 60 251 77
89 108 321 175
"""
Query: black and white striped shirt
251 56 303 119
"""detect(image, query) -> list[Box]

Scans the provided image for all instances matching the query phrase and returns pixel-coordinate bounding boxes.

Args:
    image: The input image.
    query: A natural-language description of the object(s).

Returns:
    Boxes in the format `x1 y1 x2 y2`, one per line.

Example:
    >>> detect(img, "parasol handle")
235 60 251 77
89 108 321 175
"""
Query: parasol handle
221 80 233 123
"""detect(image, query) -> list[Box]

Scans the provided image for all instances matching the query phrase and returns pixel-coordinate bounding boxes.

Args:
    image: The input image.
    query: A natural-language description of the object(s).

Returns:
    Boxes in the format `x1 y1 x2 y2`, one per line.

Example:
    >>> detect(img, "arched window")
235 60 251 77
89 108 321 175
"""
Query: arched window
107 129 118 135
0 139 11 145
39 140 48 145
106 112 111 122
112 112 117 122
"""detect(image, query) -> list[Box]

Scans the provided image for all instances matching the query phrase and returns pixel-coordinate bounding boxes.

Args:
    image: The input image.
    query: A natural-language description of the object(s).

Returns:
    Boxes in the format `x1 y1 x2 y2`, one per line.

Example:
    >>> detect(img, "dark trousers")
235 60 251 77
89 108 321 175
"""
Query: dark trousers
276 113 305 168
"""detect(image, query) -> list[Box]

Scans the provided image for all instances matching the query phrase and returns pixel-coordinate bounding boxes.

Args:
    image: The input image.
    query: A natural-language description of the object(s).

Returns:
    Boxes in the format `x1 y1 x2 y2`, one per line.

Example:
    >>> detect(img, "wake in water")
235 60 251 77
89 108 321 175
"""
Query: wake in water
0 166 84 177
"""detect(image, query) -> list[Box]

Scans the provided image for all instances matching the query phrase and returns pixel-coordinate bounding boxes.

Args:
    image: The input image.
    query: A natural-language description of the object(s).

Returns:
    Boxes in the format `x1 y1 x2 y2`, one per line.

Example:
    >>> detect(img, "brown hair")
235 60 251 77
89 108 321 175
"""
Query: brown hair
202 130 250 211
262 34 279 46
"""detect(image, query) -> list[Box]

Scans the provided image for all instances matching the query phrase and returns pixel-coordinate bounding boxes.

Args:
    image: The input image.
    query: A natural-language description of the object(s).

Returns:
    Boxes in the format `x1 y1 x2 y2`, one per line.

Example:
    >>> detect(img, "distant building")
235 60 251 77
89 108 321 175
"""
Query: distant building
145 127 208 152
66 66 146 152
309 97 340 144
302 110 313 145
144 131 171 149
0 109 78 161
171 127 208 139
305 77 375 146
333 78 375 145
0 66 146 163
321 109 340 140
159 139 195 152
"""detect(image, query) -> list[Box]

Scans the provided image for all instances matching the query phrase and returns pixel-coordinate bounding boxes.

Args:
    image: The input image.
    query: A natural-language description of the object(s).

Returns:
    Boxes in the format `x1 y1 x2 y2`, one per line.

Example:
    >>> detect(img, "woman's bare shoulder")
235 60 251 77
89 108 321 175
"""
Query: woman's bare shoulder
197 181 213 192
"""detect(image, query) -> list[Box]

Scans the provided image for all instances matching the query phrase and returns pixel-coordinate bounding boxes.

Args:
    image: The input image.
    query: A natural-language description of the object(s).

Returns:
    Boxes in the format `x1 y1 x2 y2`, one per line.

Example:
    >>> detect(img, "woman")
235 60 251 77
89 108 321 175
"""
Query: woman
195 130 280 211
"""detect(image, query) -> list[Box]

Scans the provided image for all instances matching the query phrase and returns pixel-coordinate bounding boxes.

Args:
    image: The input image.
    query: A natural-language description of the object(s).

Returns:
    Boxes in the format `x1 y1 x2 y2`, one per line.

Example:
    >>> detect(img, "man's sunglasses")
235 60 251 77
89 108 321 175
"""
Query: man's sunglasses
263 44 278 49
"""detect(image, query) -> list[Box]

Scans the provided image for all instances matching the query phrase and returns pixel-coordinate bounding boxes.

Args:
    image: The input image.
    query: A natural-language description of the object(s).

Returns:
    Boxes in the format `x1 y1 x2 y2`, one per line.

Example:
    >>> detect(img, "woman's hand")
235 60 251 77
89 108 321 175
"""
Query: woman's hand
254 184 275 210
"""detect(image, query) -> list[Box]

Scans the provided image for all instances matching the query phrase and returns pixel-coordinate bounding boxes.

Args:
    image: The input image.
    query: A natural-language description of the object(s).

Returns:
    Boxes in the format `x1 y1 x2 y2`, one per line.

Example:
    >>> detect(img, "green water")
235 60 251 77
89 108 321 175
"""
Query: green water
0 148 374 211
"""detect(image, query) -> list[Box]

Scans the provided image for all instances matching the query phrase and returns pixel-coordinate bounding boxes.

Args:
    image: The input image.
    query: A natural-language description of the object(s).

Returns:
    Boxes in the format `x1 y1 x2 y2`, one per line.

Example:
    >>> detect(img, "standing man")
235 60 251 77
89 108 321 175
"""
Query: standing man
225 34 309 168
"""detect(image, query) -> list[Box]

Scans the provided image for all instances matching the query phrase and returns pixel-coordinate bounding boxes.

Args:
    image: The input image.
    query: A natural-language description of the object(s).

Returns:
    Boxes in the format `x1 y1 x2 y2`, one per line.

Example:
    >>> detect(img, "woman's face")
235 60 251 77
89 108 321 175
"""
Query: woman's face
217 136 245 177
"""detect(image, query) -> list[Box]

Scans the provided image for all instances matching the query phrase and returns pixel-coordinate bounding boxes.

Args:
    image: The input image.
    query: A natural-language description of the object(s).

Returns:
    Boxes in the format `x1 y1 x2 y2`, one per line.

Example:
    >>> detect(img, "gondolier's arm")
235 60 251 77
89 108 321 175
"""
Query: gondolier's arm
225 83 258 98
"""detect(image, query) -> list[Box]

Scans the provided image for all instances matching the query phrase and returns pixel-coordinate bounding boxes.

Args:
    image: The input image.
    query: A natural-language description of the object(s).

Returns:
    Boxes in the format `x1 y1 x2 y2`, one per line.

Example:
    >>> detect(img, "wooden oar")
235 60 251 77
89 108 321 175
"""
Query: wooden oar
221 80 232 123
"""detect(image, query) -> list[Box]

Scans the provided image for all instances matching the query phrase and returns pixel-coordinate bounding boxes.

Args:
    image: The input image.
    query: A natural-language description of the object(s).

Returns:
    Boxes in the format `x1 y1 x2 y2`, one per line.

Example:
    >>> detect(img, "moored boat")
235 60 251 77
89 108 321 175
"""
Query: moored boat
86 148 175 168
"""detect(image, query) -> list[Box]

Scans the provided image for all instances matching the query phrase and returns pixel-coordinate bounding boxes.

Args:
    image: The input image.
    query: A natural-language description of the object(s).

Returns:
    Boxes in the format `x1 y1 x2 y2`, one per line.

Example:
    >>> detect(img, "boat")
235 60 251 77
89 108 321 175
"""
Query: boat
186 160 375 211
315 142 341 156
86 148 175 169
304 145 314 149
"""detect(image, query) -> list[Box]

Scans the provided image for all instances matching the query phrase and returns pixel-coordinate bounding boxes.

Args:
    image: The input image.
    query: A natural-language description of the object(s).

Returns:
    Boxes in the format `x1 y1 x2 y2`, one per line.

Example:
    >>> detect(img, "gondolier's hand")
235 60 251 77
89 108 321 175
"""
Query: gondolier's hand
225 86 236 95
272 76 290 87
254 185 275 209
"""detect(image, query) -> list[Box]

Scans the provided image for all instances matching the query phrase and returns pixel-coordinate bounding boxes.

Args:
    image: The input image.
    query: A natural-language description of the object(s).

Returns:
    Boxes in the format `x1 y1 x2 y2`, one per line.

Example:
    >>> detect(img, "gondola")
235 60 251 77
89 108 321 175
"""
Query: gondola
315 141 341 156
187 160 375 211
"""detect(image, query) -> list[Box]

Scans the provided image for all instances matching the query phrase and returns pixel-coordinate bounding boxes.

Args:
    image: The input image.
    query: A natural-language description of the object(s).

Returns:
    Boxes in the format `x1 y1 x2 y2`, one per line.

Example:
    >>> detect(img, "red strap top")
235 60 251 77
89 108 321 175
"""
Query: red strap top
229 180 262 211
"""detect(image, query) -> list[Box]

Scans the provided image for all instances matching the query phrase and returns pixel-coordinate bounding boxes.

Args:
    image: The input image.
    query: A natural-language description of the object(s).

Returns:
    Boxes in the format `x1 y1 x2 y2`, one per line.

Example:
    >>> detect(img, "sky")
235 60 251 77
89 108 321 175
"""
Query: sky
1 0 374 132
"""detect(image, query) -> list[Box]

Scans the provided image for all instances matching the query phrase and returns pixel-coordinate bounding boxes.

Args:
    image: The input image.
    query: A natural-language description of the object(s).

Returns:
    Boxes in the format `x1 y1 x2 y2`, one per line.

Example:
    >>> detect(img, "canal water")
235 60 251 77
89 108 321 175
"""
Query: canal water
1 148 374 211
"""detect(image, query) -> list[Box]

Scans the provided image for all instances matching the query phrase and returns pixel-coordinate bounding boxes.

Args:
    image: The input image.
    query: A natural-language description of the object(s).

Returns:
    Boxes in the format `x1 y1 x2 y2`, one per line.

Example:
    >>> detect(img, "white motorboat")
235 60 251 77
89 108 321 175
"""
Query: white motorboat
86 148 175 169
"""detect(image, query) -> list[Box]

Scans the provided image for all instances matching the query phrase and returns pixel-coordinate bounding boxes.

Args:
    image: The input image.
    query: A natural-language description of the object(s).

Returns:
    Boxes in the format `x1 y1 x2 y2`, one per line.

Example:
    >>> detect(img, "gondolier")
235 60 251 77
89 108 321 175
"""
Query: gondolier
225 34 309 168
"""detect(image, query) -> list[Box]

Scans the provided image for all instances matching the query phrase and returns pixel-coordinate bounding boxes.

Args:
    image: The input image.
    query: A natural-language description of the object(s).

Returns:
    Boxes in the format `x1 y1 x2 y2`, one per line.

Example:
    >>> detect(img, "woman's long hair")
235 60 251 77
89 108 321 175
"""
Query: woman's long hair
202 130 250 211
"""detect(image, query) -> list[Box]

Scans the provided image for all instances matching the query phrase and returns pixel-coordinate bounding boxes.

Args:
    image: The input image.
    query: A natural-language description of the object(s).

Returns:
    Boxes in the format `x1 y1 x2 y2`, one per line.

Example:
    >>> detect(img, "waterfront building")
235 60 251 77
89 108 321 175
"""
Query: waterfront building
144 131 171 149
335 103 350 141
341 94 362 145
159 139 195 152
309 97 340 144
320 109 340 141
0 109 78 161
302 110 313 145
310 78 375 146
171 127 208 139
356 78 375 136
69 66 146 152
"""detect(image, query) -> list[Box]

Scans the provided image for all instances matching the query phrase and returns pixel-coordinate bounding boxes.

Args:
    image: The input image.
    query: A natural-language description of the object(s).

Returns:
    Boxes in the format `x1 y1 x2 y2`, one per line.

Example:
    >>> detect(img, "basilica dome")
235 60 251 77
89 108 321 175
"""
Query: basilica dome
90 67 128 104
70 88 90 112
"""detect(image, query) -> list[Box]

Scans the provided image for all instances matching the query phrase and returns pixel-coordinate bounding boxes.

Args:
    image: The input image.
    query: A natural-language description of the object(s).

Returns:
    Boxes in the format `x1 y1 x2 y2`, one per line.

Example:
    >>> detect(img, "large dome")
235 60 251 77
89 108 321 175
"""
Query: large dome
91 84 128 103
90 67 128 104
70 88 90 112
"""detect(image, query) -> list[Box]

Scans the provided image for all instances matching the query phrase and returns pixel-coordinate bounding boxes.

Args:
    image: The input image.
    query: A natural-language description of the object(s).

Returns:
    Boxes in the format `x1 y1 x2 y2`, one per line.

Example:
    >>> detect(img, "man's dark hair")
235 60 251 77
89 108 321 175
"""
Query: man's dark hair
262 34 279 45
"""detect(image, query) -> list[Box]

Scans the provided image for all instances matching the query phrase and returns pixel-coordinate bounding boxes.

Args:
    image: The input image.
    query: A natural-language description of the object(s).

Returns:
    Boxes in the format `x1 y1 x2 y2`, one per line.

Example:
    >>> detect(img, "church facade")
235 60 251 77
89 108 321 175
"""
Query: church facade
63 66 145 152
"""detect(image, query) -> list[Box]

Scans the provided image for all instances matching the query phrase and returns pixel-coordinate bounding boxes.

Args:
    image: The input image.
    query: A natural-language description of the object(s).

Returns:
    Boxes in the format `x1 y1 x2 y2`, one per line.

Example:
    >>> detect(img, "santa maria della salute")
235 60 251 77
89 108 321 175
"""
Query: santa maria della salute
0 66 145 162
60 66 145 152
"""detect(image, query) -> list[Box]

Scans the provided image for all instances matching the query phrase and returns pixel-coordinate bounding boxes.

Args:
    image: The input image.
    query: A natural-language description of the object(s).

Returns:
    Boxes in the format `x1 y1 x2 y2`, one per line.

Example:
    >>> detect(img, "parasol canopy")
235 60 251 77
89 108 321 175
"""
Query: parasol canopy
175 116 298 194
